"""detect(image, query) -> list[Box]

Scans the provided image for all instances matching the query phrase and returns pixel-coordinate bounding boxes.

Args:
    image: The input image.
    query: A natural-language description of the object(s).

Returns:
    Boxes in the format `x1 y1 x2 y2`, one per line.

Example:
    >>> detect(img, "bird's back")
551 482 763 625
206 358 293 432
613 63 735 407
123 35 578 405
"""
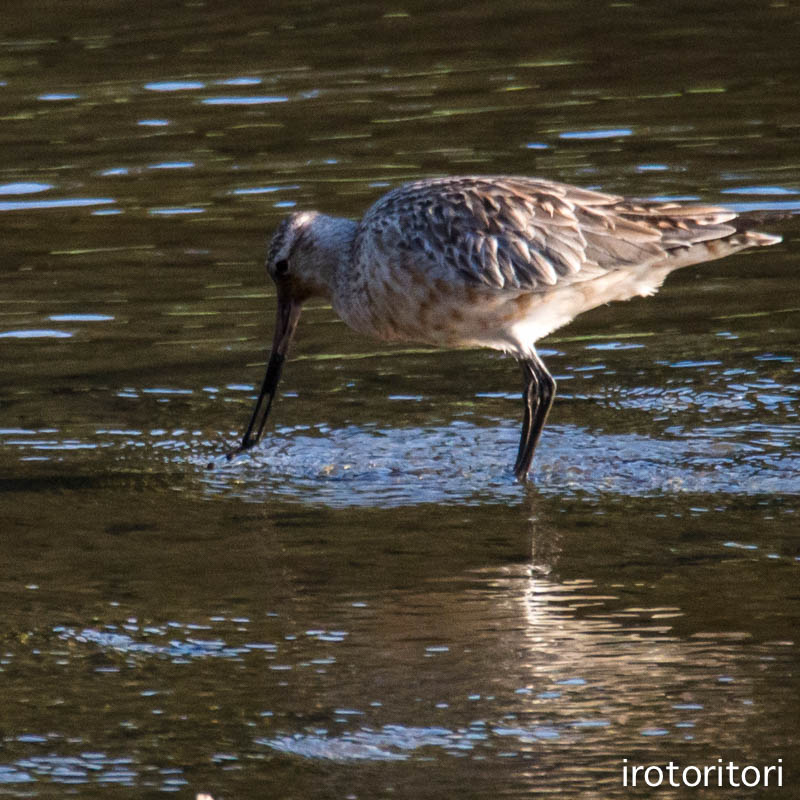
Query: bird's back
356 176 778 287
333 176 780 351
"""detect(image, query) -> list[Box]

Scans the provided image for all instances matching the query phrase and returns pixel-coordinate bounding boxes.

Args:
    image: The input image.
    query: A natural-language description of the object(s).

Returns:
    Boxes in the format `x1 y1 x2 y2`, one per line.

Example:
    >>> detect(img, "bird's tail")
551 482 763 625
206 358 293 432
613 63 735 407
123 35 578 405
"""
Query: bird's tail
732 208 793 245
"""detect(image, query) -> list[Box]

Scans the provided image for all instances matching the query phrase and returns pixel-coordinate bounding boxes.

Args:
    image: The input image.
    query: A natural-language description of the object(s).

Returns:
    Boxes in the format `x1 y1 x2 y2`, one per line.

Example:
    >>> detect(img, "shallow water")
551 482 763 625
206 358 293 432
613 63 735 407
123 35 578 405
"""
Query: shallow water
2 1 799 798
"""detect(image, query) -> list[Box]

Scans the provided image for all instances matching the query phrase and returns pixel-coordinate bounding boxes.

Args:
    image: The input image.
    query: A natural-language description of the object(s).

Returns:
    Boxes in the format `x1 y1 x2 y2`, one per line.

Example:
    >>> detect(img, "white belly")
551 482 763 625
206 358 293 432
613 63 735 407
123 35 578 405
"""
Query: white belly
334 259 676 357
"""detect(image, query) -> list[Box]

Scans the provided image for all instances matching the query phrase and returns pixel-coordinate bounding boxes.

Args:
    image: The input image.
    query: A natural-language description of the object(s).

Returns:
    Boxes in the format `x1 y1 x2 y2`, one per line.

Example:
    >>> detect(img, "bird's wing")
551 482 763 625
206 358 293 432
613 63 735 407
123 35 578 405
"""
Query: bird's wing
355 176 739 291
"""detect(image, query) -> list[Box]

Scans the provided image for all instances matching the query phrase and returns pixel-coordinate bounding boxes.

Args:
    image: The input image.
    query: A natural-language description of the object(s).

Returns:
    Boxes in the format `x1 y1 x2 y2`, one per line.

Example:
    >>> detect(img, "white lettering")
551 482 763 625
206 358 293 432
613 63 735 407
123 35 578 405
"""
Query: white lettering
666 761 679 787
620 758 783 789
741 766 760 788
644 766 663 787
683 766 701 787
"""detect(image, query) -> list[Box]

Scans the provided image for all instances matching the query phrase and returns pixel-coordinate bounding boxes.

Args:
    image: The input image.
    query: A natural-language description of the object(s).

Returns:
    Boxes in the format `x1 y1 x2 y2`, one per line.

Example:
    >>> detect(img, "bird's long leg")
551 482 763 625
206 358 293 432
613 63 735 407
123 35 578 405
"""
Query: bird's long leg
513 351 557 482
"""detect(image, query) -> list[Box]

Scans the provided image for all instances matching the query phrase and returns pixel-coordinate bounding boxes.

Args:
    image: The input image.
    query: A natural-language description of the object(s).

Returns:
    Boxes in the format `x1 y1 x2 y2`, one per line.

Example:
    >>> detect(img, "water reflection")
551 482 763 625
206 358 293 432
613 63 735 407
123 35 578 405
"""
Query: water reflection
17 528 786 787
0 182 53 194
2 468 797 795
0 752 187 790
37 92 80 101
0 329 72 339
201 422 800 506
2 372 798 505
144 81 206 92
0 197 115 211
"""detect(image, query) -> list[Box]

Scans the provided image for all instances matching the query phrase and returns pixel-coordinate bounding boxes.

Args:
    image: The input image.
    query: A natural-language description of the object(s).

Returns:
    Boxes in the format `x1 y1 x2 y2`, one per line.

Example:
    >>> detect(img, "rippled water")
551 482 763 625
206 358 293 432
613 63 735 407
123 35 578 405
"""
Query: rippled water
2 1 799 798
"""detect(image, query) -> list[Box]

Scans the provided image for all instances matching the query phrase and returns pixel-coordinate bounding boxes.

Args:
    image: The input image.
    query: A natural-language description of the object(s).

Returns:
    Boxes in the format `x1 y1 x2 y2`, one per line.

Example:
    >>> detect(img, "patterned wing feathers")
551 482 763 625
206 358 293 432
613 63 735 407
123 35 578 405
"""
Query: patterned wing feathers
357 177 770 292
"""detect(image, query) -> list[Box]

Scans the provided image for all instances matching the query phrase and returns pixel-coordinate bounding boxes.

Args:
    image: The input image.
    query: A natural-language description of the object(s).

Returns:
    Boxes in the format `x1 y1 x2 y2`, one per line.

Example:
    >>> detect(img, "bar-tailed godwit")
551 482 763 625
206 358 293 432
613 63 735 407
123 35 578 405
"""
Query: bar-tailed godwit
222 176 780 481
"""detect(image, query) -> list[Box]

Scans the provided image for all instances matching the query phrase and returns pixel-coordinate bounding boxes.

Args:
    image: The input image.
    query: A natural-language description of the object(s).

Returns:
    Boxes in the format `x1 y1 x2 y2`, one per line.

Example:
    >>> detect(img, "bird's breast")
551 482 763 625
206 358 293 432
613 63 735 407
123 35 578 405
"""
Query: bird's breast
333 260 547 352
332 254 683 355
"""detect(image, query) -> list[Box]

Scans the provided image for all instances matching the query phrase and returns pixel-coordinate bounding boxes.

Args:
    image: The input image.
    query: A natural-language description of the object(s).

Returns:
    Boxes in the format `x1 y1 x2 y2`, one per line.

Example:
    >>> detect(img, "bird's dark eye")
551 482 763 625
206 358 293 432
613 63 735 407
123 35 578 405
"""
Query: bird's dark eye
274 258 289 276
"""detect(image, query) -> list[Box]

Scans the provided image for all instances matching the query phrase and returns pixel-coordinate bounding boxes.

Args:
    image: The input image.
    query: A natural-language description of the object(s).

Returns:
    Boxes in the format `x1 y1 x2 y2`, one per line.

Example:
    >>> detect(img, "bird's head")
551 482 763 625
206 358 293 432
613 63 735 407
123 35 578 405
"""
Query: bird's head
266 210 356 303
224 210 356 459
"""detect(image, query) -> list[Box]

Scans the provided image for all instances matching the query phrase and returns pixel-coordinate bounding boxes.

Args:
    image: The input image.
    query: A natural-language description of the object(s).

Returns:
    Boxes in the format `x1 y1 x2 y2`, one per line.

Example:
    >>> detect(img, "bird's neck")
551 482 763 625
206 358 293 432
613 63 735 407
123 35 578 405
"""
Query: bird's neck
304 214 358 300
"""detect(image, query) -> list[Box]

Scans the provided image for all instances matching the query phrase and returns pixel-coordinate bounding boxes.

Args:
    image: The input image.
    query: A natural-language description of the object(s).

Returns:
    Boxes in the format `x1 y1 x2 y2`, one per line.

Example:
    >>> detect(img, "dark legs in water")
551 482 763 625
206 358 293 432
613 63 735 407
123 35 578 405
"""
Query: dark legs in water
514 351 557 482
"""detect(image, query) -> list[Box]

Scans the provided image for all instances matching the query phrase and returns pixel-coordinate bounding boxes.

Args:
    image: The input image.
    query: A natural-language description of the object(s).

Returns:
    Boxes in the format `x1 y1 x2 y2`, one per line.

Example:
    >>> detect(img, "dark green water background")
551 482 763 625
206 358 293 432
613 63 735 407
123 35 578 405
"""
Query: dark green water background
2 1 799 797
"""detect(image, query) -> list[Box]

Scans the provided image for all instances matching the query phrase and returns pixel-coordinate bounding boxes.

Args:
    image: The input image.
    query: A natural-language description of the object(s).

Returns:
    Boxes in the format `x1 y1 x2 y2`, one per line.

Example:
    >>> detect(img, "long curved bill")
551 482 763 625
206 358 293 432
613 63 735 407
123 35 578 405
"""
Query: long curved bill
225 291 303 460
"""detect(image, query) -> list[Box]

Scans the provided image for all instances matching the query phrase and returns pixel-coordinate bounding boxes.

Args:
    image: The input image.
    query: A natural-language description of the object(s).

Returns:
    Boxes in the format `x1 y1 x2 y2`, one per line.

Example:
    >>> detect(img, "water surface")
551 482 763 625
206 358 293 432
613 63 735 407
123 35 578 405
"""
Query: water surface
1 1 798 797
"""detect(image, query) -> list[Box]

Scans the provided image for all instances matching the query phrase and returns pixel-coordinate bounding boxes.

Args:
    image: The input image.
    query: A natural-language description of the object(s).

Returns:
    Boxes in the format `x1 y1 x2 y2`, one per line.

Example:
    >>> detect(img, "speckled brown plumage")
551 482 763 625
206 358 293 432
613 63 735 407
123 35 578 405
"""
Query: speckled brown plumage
227 175 781 481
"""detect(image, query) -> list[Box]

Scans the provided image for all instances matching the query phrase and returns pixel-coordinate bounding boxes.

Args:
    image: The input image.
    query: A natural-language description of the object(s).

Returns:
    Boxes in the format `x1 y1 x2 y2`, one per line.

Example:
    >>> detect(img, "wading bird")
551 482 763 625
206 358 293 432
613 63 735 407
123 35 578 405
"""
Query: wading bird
220 176 780 481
